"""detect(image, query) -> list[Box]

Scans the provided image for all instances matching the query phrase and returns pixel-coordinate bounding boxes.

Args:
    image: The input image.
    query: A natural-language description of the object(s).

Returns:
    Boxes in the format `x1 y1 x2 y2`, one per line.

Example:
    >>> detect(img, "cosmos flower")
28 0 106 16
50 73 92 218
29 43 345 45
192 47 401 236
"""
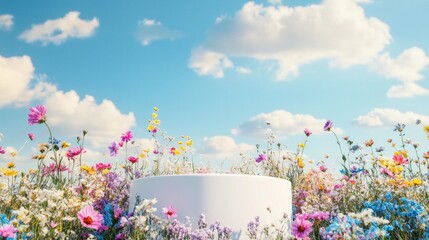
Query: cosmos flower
324 120 333 131
255 153 267 163
78 205 103 230
162 205 177 220
108 142 119 157
304 128 312 137
128 156 138 164
0 146 5 154
66 147 83 160
121 131 133 143
292 214 313 238
28 133 36 141
27 105 46 125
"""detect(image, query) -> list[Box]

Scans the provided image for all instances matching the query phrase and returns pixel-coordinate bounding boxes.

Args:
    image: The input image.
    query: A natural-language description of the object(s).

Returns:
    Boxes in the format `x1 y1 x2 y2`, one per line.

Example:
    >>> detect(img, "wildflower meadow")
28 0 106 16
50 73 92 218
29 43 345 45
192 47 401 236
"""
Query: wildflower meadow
0 105 429 240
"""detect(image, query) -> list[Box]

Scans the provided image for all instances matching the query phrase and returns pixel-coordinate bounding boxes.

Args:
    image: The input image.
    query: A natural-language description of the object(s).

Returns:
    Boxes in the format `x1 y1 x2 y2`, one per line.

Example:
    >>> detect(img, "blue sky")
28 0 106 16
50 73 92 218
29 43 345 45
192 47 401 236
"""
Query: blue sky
1 0 429 171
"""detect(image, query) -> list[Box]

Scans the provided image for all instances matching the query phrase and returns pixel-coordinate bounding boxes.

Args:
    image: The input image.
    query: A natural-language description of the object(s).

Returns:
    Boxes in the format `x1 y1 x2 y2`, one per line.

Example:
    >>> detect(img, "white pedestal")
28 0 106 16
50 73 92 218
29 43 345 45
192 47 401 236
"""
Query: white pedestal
129 174 292 239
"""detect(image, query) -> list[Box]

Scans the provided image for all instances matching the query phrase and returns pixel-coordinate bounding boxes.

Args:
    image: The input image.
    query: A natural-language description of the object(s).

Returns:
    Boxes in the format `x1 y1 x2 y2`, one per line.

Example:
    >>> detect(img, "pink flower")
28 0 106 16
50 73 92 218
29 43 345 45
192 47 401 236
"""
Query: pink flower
28 105 47 125
162 205 177 220
50 221 58 228
78 205 103 230
381 167 394 178
170 147 177 155
66 147 84 160
153 149 159 154
42 163 68 176
292 214 313 239
304 128 312 137
319 165 327 172
393 154 409 165
121 131 133 143
255 153 267 163
28 132 36 140
0 146 5 154
118 141 124 147
128 156 138 164
95 162 112 171
0 224 16 238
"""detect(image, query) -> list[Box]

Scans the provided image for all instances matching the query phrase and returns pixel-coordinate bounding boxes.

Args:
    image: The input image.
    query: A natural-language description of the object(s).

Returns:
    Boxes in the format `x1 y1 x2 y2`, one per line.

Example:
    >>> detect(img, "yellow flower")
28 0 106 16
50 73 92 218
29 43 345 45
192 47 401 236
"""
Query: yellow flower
139 153 146 159
153 119 161 125
297 158 305 168
148 124 155 132
177 141 183 145
152 113 158 119
153 107 159 111
7 161 15 169
62 141 71 148
173 149 181 155
423 125 429 133
412 178 422 185
143 148 150 153
81 165 96 175
1 168 18 177
394 150 408 158
101 169 109 175
298 143 305 148
186 139 193 147
179 146 186 151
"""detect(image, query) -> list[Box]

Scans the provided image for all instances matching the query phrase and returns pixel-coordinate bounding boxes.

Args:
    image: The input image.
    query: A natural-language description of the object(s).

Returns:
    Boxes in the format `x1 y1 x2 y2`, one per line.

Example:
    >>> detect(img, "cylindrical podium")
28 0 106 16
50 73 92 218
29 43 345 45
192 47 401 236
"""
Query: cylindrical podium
129 174 292 239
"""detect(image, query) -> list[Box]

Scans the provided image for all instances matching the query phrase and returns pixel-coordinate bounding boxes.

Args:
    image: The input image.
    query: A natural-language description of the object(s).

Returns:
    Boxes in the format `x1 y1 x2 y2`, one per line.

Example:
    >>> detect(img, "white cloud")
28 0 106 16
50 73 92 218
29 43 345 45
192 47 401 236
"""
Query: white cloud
19 11 99 45
236 66 252 74
188 47 234 78
371 47 429 98
0 14 13 30
0 55 56 107
190 0 391 79
43 90 136 148
137 18 181 45
354 108 429 127
386 82 429 98
232 110 343 138
198 136 254 161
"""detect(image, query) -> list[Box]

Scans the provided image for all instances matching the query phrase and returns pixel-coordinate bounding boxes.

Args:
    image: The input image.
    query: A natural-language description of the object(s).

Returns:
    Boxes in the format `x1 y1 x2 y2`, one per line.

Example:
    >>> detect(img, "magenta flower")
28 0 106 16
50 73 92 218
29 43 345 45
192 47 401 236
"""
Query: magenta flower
118 141 124 147
255 153 267 163
304 128 312 137
128 156 138 164
66 147 83 160
27 105 47 125
323 120 332 131
42 163 68 176
95 162 112 171
0 224 16 238
162 205 177 220
319 165 327 172
28 132 36 140
78 205 103 230
121 131 133 143
292 214 313 238
108 142 119 157
0 146 5 154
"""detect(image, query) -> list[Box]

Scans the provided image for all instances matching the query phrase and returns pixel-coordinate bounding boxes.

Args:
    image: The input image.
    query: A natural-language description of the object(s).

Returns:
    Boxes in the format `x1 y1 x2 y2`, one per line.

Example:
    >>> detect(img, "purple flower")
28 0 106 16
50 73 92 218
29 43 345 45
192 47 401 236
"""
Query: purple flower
108 142 119 157
255 153 267 163
121 131 133 143
304 128 312 137
28 105 46 125
292 214 313 238
323 120 332 131
0 146 5 154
